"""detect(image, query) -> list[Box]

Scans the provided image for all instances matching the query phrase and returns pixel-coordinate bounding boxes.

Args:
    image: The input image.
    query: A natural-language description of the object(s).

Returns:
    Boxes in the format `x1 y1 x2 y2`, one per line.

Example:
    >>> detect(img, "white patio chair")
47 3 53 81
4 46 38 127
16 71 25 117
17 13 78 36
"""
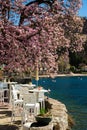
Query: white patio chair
11 89 23 122
21 92 40 128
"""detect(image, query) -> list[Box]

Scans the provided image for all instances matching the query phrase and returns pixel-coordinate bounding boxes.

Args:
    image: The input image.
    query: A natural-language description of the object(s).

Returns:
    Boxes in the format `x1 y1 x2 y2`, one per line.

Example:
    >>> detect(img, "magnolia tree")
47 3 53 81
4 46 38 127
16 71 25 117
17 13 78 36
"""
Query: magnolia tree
0 0 83 76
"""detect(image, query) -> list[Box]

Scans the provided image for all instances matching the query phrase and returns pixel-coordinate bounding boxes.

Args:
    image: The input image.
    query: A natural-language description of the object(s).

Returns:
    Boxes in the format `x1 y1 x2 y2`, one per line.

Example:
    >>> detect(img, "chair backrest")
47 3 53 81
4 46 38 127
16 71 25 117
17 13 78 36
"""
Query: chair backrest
23 92 37 104
38 92 44 101
11 90 18 101
19 87 29 94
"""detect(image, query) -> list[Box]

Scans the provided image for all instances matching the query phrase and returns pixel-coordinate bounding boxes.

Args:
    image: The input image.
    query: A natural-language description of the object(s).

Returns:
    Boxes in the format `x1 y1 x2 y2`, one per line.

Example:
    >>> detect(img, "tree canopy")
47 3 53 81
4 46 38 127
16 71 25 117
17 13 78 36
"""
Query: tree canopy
0 0 84 76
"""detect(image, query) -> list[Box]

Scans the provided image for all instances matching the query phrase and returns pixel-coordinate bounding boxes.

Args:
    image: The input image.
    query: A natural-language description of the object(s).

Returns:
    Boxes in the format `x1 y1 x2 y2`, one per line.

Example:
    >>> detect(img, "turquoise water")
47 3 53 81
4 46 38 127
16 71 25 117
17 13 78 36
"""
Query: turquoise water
33 76 87 130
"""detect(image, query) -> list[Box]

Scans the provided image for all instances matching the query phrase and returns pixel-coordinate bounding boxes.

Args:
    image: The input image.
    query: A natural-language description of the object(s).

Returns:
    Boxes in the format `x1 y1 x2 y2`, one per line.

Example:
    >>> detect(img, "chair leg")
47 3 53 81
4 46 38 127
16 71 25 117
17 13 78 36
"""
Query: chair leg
11 110 15 122
43 101 45 109
39 101 45 110
35 103 40 115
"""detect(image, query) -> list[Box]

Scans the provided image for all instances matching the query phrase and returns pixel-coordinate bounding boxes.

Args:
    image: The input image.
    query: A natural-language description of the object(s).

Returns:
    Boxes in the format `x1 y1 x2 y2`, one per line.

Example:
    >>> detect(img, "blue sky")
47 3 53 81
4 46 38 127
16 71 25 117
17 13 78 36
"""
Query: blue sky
78 0 87 17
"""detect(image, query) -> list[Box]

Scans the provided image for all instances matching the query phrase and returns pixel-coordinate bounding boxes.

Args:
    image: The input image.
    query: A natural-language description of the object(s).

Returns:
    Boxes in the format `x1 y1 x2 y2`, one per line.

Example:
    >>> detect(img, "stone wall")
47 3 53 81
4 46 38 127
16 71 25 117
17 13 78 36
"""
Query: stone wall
45 98 69 130
30 98 70 130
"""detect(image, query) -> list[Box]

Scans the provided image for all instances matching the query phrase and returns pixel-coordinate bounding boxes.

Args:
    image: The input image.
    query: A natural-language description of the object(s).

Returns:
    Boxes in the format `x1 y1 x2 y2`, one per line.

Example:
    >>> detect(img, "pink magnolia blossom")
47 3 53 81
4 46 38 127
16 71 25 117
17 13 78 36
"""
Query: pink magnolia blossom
0 0 84 76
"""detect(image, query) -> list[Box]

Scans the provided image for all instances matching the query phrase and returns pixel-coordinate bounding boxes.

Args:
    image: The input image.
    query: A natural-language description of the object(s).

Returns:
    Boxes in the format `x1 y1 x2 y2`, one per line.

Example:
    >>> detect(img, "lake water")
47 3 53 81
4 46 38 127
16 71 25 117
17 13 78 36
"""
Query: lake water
33 76 87 130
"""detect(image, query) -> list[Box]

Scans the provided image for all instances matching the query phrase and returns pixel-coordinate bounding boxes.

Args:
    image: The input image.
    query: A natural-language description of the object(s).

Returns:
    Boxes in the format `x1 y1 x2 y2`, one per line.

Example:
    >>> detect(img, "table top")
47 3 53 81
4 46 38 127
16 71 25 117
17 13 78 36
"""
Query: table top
29 88 48 93
21 84 36 87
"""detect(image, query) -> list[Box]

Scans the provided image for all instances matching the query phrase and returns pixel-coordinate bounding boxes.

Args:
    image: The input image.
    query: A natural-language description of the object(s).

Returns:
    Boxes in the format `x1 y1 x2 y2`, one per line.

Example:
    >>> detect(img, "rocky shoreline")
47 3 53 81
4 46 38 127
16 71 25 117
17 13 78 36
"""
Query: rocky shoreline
0 98 74 130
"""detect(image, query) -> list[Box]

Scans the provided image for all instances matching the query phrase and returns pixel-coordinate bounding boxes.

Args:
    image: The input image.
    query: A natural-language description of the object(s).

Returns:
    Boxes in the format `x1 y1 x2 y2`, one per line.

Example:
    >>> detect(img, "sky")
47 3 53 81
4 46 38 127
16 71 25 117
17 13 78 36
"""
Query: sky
78 0 87 17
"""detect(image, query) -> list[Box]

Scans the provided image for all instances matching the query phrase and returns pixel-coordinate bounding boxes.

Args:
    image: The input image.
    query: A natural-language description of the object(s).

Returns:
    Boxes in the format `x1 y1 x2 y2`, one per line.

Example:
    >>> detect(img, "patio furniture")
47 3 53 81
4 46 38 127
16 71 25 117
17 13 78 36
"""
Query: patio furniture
29 88 49 109
21 91 40 127
4 81 17 104
21 84 36 89
11 89 23 122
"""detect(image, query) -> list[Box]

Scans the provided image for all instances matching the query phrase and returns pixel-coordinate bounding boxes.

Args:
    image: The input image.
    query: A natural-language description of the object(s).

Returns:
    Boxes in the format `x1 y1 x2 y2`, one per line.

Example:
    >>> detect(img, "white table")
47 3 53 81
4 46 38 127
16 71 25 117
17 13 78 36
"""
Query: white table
29 88 49 109
21 84 36 88
29 88 48 93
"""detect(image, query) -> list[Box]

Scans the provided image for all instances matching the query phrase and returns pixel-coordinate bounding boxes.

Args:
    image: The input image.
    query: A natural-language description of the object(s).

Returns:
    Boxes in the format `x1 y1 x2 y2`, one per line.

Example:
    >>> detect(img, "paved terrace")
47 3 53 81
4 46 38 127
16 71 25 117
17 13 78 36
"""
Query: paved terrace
0 103 21 130
0 98 71 130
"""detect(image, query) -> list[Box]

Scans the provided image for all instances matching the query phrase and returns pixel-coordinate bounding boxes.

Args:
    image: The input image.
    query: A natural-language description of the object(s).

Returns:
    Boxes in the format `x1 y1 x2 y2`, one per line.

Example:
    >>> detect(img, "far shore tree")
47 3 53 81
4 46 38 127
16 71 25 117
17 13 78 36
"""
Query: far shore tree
0 0 85 77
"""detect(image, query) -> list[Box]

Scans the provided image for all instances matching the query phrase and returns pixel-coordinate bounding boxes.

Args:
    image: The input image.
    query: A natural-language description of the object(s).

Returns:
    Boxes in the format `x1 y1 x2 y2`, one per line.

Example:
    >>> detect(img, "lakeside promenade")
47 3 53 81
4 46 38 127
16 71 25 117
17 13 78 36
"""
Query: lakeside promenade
39 73 87 78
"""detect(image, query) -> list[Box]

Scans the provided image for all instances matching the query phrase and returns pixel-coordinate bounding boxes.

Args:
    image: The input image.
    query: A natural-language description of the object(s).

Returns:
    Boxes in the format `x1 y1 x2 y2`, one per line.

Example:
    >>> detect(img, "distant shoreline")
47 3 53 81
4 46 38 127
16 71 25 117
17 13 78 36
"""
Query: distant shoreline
39 73 87 78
